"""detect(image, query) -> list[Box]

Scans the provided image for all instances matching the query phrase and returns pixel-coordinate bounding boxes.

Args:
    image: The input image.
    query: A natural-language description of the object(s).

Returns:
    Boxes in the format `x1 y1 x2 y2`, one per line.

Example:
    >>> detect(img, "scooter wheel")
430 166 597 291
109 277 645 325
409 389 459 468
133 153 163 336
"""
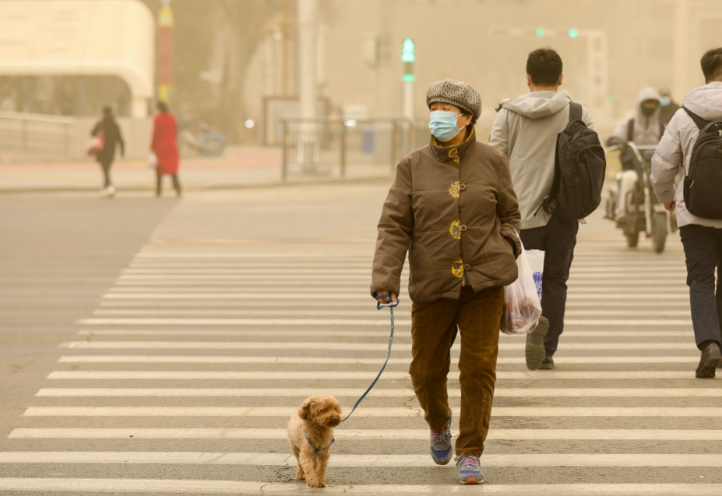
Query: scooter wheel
626 231 639 248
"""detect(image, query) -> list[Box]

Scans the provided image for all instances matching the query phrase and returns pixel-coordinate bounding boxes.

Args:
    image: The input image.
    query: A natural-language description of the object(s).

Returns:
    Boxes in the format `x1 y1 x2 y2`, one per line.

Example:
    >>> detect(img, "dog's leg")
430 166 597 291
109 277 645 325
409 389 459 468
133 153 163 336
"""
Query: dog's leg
299 448 320 488
315 452 330 487
290 444 304 480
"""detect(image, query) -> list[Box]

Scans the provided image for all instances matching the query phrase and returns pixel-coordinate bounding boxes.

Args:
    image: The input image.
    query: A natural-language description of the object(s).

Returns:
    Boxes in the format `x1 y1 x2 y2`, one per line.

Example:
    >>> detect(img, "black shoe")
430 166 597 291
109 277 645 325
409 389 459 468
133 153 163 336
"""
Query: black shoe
696 342 722 379
539 356 554 370
525 317 549 370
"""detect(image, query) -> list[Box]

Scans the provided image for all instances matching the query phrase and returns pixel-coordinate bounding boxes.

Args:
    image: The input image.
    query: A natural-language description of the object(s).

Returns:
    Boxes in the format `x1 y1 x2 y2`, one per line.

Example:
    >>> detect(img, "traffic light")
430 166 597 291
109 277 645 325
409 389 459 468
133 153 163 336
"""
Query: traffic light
536 27 545 38
402 38 415 82
401 38 416 63
568 28 579 39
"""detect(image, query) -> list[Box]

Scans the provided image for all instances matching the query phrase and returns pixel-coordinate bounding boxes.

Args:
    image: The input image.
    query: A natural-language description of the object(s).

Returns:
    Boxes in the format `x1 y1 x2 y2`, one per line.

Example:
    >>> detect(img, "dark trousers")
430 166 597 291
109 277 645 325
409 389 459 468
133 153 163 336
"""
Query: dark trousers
99 158 113 188
680 225 722 350
156 173 182 197
519 215 579 357
409 286 503 457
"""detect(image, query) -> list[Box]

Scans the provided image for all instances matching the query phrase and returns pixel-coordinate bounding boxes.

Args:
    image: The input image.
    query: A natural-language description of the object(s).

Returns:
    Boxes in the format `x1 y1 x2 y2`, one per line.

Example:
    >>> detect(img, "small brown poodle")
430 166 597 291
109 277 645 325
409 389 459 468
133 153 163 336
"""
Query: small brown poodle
287 395 342 488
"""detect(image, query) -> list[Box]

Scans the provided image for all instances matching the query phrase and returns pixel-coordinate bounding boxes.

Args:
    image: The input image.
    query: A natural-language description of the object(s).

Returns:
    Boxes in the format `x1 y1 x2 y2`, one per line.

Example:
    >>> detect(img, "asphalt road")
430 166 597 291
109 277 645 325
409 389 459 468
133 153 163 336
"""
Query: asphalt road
0 183 720 495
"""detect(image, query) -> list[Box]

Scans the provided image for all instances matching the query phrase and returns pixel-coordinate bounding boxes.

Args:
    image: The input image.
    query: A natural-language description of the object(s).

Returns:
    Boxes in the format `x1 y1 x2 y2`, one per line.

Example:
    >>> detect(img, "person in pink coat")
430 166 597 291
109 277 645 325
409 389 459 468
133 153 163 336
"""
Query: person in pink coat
151 101 182 197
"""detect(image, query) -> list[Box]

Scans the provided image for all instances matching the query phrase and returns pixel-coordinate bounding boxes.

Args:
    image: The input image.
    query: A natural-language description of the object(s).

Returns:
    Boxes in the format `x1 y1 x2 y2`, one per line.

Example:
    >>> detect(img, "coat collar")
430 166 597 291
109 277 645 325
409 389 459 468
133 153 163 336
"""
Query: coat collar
430 127 476 164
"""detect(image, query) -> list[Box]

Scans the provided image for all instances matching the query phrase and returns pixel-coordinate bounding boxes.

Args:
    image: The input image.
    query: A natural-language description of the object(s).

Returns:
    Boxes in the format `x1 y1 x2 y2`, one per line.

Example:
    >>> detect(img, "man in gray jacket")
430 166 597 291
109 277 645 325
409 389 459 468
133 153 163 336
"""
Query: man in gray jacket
490 48 598 371
651 47 722 379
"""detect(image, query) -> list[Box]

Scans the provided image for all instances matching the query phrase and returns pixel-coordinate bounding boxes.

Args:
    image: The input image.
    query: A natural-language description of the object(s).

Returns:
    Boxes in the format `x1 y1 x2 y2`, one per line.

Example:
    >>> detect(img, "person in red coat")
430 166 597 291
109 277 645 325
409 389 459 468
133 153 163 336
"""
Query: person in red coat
151 101 182 197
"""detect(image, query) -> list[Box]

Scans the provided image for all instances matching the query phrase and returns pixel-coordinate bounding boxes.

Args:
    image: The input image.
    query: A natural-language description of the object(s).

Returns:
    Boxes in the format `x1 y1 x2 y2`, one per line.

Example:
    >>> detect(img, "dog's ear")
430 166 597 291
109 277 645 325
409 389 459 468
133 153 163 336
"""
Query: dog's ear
298 397 313 421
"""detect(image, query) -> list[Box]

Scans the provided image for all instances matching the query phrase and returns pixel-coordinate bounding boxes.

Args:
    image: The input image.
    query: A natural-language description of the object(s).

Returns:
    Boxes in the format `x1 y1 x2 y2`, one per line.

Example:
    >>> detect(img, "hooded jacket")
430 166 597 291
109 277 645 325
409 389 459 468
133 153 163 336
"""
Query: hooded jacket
609 87 663 146
370 129 522 304
489 91 597 229
651 81 722 229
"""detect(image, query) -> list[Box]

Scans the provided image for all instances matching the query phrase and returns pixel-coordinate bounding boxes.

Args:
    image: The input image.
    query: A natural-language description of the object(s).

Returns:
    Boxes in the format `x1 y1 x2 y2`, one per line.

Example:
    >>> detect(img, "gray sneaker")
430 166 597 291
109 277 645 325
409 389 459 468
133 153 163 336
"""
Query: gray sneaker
526 317 549 370
455 455 484 484
429 416 453 465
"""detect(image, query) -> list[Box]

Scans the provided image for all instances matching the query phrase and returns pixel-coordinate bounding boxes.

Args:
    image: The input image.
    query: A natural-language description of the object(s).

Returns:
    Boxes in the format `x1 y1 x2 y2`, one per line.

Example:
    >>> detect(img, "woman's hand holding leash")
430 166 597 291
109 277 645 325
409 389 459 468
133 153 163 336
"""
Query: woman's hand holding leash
375 292 398 305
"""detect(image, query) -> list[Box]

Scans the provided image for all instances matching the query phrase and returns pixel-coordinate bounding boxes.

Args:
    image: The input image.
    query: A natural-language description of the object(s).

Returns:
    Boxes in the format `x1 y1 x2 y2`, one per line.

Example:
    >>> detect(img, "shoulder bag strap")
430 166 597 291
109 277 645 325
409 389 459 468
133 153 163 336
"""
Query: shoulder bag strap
683 107 710 130
569 102 583 122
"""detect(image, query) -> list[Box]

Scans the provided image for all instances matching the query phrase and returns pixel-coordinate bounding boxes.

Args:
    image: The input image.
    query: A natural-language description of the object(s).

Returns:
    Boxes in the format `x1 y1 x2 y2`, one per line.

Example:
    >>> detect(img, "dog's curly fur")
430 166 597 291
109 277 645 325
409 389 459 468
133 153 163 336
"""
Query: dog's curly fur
287 395 342 488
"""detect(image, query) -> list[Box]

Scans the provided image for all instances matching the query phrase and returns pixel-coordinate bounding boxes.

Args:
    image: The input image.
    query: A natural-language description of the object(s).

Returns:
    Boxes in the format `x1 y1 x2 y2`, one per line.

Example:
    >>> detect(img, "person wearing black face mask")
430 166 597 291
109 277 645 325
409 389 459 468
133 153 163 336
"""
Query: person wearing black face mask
606 88 664 224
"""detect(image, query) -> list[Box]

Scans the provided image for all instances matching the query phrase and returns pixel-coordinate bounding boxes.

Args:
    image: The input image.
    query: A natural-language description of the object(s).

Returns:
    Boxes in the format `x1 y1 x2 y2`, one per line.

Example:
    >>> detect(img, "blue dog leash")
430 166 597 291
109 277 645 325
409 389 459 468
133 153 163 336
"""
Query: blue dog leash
341 293 399 422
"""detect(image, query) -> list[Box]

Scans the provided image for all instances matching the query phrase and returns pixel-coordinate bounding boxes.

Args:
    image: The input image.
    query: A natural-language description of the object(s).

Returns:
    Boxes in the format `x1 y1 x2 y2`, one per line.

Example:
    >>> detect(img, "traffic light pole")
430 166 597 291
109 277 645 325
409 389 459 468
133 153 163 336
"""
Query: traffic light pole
402 78 415 124
401 39 416 126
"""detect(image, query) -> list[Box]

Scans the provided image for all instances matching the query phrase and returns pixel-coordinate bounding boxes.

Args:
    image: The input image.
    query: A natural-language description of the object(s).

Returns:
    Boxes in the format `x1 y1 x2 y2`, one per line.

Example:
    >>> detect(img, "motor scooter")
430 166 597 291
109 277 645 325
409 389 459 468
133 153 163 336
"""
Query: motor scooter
604 142 677 254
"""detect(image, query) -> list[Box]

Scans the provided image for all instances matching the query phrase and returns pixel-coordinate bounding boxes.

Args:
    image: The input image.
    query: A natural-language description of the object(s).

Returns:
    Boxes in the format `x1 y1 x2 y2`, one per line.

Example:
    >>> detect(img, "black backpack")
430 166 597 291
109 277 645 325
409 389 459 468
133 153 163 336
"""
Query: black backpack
542 102 607 221
682 108 722 219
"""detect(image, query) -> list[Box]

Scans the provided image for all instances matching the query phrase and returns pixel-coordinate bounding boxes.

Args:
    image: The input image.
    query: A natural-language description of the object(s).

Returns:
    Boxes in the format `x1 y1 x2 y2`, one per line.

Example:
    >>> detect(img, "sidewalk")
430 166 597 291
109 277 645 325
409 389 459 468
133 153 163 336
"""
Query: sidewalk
0 147 393 193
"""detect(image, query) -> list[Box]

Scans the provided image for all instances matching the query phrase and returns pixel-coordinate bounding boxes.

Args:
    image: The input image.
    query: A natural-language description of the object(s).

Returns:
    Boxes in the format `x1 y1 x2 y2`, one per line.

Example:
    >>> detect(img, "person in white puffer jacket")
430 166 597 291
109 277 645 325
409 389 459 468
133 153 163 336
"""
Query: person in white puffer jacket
651 47 722 379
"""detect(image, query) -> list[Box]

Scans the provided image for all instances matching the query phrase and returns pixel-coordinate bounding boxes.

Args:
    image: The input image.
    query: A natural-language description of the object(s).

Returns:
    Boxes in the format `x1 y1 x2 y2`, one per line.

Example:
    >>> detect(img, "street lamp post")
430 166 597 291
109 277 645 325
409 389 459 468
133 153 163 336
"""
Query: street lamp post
298 0 319 172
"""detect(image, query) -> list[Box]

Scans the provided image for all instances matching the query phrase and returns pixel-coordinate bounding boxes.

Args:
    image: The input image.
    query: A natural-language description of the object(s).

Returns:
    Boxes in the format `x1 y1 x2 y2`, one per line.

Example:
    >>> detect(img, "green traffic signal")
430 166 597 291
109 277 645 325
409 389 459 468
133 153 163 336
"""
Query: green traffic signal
401 38 416 63
536 27 545 38
569 28 579 39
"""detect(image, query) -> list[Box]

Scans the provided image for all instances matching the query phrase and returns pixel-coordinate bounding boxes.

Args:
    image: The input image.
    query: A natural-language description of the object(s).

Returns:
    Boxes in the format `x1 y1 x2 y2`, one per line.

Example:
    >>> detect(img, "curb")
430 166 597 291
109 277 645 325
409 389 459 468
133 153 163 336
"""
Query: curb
0 175 393 195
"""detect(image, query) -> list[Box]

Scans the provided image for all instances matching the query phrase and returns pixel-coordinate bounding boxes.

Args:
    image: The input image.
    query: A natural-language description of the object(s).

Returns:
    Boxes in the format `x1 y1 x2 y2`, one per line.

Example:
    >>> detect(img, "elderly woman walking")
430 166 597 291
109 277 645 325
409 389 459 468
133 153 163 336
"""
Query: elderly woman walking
371 80 521 484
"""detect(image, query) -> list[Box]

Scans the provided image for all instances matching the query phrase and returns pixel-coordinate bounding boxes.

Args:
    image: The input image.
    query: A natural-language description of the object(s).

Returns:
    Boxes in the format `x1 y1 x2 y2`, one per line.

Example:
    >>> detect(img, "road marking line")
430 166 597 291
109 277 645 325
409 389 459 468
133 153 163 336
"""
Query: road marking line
118 273 685 281
121 265 687 280
0 479 718 495
46 370 705 380
108 285 687 294
35 387 720 398
75 329 692 338
24 406 722 417
56 341 698 351
0 452 720 468
56 355 699 365
135 253 375 259
101 293 689 300
9 428 722 441
89 309 693 318
76 318 693 326
133 251 676 258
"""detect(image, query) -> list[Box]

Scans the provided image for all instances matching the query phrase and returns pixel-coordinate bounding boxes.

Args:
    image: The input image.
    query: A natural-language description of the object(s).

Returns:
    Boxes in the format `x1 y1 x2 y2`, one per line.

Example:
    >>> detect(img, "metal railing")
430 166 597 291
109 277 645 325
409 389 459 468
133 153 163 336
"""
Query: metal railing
281 118 415 181
0 112 74 160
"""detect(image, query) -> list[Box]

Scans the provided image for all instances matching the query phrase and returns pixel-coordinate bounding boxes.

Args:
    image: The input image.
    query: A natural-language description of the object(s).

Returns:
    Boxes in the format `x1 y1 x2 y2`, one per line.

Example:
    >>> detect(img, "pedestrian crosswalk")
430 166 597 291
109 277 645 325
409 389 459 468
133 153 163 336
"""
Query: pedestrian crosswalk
3 184 721 495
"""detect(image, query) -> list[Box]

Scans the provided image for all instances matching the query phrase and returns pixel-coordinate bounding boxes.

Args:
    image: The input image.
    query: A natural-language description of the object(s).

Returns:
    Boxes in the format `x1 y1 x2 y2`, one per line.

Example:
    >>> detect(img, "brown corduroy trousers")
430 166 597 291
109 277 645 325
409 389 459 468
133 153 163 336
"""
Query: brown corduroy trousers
409 285 503 458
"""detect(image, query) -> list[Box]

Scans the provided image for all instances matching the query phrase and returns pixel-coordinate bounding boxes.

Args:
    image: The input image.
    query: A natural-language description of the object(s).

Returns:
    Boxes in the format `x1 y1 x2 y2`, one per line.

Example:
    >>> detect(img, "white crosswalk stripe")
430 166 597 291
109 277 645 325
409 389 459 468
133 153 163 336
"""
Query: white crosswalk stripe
34 387 721 397
6 195 718 495
11 428 722 441
1 452 721 467
0 479 720 494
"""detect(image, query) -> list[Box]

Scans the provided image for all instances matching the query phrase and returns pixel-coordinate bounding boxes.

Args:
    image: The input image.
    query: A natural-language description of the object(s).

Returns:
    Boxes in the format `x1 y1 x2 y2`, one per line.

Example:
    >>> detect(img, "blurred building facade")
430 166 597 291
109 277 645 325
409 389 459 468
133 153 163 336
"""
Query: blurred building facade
0 0 155 118
1 0 720 148
245 0 722 137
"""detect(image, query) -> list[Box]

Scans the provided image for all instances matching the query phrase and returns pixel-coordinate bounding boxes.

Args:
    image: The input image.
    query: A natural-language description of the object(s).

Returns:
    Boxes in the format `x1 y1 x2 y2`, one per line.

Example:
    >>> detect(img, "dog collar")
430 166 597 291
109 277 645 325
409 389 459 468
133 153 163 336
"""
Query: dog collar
304 429 335 453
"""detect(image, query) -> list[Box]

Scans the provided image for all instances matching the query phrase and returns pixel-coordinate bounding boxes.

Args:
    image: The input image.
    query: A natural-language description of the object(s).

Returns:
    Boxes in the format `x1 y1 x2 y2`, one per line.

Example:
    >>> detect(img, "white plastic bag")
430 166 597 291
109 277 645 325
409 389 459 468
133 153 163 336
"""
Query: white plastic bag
500 247 543 335
148 152 159 169
525 249 545 301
